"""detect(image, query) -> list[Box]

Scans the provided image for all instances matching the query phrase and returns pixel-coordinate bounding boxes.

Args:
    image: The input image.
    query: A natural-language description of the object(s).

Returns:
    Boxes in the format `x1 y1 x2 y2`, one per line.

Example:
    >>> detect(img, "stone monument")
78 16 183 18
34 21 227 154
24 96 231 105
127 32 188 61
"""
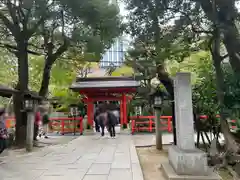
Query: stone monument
162 72 221 180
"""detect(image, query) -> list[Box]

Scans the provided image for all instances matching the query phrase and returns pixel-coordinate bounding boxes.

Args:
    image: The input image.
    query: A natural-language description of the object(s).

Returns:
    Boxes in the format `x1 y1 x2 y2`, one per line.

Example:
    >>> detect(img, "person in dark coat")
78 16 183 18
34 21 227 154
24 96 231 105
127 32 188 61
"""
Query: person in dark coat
97 112 107 136
94 108 100 132
95 102 118 137
96 110 118 138
106 111 118 137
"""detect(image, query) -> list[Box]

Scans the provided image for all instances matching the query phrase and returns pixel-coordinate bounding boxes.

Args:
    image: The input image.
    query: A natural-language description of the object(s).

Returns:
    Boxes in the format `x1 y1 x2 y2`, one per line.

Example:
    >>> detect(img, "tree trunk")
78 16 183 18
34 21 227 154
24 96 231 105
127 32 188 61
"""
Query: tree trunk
39 41 68 97
13 93 27 146
197 0 240 72
150 0 177 144
17 41 29 91
222 24 240 73
14 41 29 146
211 31 240 153
156 65 177 145
39 60 53 97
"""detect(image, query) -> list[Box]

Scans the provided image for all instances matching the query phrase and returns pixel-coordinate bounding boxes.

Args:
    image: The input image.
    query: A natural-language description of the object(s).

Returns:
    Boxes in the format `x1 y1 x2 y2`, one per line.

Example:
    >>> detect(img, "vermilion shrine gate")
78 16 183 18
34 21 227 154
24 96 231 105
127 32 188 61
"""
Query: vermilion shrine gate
70 77 140 127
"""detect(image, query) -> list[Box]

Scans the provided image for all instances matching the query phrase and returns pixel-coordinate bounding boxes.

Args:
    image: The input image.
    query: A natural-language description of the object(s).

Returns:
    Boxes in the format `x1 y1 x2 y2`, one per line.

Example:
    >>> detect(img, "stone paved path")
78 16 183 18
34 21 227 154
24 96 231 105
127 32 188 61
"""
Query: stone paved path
0 134 144 180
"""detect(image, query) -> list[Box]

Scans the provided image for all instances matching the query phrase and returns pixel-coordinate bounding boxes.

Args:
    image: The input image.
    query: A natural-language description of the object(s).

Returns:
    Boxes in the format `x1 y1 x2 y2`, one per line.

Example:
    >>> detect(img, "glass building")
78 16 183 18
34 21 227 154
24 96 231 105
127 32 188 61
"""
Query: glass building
100 37 128 68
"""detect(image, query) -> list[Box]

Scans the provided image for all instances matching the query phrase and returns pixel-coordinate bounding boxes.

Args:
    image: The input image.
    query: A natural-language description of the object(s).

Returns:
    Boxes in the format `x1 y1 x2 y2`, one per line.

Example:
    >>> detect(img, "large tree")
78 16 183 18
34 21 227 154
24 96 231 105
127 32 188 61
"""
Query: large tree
124 0 240 155
0 0 122 144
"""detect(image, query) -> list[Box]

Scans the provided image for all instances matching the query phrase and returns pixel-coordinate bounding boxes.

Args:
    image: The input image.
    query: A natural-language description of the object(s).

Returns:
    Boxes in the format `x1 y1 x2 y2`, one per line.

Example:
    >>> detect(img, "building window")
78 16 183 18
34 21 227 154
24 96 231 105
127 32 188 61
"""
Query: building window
100 37 127 68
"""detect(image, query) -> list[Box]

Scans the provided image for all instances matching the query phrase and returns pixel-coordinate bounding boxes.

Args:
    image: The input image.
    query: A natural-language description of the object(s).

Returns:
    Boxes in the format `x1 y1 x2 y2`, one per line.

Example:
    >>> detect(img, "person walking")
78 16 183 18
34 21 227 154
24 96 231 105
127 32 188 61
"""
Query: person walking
111 108 120 125
96 110 118 138
0 108 8 154
94 108 100 132
34 110 41 141
106 110 118 138
41 112 49 138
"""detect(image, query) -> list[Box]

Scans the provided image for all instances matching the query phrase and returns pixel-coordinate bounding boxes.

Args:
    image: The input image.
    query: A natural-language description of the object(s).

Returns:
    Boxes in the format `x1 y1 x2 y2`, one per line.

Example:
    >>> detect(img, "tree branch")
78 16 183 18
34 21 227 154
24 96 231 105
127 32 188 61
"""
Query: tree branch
221 54 228 60
0 42 41 55
51 40 69 62
26 1 54 38
27 16 46 39
49 9 69 62
0 11 16 36
166 6 213 34
22 9 31 32
5 1 21 34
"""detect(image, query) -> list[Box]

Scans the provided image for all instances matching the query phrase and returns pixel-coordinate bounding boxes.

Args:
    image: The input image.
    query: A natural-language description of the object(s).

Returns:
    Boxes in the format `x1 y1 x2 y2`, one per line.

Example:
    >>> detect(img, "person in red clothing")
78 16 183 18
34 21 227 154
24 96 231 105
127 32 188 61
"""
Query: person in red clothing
34 111 41 141
0 108 7 153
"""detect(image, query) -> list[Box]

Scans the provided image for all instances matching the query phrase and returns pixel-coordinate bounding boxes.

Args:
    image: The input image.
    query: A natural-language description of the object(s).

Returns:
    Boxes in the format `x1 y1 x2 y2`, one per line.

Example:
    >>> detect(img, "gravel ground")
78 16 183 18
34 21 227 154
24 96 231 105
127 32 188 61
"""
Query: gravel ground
136 146 168 180
136 145 233 180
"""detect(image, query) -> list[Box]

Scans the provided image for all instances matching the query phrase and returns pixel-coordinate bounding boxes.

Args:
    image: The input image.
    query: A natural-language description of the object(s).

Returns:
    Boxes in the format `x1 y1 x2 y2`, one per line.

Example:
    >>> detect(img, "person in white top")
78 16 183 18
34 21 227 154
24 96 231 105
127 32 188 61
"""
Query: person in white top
111 109 119 124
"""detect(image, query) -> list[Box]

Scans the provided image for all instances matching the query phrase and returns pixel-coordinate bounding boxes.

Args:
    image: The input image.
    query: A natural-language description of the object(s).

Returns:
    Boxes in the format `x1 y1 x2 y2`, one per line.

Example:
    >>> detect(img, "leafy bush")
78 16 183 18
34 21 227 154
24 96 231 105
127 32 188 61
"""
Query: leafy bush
122 123 128 129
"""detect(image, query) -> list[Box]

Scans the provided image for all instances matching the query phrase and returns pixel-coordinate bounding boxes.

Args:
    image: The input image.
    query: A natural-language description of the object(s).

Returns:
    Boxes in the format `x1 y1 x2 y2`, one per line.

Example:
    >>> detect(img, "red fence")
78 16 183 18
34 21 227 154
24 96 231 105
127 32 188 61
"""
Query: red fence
130 116 172 134
48 117 83 135
130 115 238 134
6 116 84 135
5 115 238 135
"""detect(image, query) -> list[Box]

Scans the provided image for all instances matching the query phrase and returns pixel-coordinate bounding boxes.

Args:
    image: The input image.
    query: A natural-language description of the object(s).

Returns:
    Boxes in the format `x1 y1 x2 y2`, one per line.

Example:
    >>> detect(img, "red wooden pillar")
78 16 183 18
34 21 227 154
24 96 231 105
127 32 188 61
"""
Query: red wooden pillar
87 97 94 126
120 99 123 126
122 93 127 125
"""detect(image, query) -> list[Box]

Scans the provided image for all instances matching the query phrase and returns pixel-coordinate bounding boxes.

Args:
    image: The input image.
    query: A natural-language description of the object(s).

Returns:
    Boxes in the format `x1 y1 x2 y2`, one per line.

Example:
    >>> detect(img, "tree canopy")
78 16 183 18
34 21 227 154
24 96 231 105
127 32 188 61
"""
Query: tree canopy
124 0 240 159
0 0 122 95
0 0 123 144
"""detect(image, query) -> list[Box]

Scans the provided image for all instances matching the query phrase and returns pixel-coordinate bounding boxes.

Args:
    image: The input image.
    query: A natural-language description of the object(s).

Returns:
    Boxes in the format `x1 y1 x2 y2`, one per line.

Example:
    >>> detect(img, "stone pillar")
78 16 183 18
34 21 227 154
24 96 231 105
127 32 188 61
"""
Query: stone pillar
174 72 195 150
155 109 162 150
162 73 221 180
26 111 35 152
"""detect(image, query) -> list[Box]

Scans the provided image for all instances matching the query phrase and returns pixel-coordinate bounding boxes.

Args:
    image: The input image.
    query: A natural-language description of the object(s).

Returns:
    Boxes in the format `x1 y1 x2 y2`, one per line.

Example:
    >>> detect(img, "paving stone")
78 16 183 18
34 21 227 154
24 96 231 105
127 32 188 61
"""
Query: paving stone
87 163 111 175
114 152 130 161
3 177 30 180
101 147 116 153
46 165 87 171
75 158 95 169
0 168 23 178
42 168 86 177
53 156 80 165
95 154 114 163
116 147 130 153
2 170 44 180
84 147 102 153
36 176 68 180
99 151 115 157
108 168 132 180
112 159 131 168
111 153 131 168
95 150 114 163
21 162 54 170
44 172 86 180
130 145 139 164
83 175 108 180
132 163 144 180
41 169 66 176
81 153 99 160
1 135 144 180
